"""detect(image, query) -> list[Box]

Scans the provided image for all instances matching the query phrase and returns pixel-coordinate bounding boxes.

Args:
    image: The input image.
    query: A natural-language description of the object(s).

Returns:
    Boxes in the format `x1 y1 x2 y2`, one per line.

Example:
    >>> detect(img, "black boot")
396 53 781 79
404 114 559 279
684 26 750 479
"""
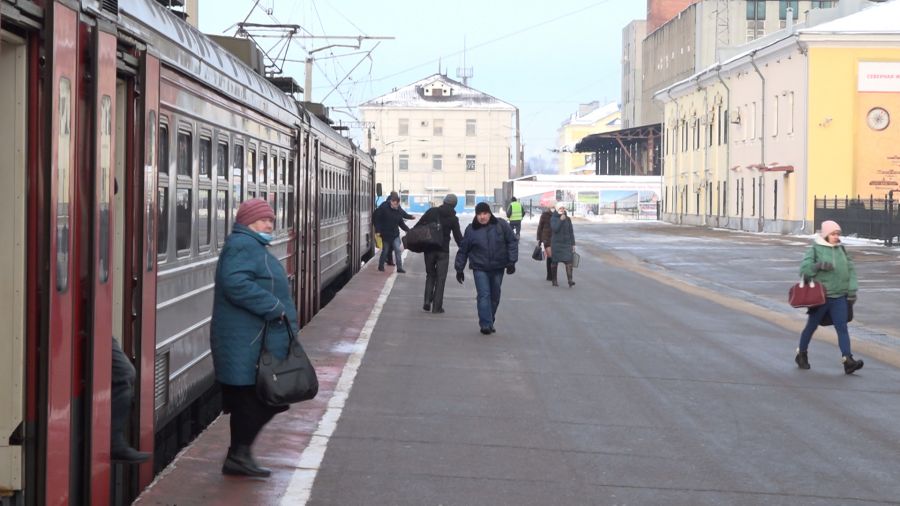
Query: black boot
545 257 553 281
550 263 559 287
842 355 864 375
795 349 810 370
111 444 151 464
566 263 575 287
222 445 271 477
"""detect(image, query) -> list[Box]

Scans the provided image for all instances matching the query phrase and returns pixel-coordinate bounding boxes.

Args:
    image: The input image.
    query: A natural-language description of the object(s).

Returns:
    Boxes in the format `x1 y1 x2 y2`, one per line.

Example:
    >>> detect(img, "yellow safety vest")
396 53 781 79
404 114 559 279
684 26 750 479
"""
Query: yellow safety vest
508 201 523 221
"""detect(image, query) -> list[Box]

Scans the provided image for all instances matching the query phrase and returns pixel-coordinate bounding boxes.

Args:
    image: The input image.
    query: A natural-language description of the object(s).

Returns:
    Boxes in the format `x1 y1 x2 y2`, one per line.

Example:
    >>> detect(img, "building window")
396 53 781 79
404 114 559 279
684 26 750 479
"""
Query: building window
465 190 476 207
779 1 799 20
746 0 766 20
433 119 444 137
432 154 443 171
399 118 409 136
466 155 477 171
466 119 476 136
811 1 834 9
398 153 409 171
400 190 409 206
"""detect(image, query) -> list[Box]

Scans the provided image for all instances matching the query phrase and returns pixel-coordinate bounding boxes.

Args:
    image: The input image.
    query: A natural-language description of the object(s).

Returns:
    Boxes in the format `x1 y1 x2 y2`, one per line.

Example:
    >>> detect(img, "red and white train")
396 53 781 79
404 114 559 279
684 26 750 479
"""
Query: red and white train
0 0 374 504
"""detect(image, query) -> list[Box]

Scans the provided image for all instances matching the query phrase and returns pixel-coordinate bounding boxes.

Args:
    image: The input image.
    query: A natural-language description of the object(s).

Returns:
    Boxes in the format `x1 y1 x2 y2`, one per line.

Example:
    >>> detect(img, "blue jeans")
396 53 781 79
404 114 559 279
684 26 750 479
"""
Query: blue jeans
799 296 852 356
473 268 504 330
379 236 403 269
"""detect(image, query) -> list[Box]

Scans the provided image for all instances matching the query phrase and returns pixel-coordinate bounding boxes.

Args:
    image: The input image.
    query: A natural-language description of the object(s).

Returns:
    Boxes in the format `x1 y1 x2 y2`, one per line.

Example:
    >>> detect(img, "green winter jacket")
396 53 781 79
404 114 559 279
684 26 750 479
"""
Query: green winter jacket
799 235 858 299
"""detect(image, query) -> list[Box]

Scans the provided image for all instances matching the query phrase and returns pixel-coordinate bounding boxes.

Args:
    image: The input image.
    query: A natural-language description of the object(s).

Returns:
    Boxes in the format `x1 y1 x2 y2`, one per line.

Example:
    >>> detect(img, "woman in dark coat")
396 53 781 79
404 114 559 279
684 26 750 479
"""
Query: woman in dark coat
550 202 576 287
211 198 299 477
535 202 555 281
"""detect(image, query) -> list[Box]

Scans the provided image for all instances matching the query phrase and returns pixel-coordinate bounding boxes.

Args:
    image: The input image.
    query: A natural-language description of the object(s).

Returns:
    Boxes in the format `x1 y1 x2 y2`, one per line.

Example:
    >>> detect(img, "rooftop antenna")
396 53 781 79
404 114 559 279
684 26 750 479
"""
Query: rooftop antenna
456 36 473 86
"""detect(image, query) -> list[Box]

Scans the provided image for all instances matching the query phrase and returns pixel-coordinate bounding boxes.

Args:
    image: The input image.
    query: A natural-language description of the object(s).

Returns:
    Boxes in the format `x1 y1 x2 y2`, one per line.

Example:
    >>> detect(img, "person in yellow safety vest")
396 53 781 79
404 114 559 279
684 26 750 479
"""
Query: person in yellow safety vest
505 197 523 239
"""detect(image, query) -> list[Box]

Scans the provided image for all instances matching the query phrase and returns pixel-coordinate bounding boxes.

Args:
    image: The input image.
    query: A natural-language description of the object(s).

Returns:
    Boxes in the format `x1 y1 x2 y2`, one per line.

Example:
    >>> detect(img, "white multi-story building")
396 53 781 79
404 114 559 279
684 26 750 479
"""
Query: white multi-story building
360 73 519 212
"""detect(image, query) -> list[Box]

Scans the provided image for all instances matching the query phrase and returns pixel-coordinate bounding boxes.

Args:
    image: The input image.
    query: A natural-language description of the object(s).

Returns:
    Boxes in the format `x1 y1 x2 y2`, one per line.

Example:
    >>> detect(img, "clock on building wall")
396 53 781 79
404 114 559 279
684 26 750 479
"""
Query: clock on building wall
866 107 890 131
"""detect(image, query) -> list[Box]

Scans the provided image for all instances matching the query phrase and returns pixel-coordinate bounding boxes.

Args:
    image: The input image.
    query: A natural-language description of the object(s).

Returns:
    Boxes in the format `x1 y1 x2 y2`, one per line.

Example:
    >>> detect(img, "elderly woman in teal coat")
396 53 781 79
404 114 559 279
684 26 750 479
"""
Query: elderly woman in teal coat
211 198 299 477
795 220 862 375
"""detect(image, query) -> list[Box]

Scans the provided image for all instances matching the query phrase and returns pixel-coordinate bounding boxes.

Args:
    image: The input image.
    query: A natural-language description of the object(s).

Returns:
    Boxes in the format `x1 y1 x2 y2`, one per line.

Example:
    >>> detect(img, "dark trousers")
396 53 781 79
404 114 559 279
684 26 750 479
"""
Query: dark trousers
423 250 450 311
510 221 521 239
221 384 286 447
111 339 136 450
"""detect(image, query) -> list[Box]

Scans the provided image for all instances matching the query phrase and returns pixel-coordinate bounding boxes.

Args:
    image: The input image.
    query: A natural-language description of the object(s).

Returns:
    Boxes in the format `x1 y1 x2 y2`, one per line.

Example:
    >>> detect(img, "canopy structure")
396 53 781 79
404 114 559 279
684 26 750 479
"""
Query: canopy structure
574 123 661 176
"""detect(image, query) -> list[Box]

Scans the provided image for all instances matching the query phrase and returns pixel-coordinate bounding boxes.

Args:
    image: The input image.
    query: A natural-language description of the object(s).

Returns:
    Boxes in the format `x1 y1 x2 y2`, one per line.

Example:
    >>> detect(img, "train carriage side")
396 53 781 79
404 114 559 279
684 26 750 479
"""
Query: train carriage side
354 149 376 266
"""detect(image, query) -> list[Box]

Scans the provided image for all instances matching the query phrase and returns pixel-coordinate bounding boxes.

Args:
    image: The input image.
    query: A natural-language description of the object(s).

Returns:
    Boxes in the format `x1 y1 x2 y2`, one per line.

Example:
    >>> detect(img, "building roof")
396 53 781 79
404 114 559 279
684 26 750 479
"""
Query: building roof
575 123 661 153
359 73 516 111
561 101 621 128
800 0 900 34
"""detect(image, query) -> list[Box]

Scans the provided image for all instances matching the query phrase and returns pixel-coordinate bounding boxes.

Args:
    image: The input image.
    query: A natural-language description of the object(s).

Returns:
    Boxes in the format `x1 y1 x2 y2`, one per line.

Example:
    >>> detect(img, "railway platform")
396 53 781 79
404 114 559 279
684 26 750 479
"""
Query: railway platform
135 221 900 505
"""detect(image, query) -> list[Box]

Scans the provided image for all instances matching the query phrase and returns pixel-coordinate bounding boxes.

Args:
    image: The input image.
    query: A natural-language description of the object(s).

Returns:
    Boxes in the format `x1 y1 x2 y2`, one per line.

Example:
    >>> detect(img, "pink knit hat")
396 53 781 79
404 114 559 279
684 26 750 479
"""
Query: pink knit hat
820 220 841 238
236 198 275 226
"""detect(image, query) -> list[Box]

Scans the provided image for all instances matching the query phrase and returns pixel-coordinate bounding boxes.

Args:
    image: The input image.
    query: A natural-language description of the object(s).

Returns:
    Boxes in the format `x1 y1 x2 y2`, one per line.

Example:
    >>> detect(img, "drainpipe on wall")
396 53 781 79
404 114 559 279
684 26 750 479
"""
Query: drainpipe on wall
700 75 709 226
750 50 766 231
794 34 809 233
715 65 731 227
667 88 679 219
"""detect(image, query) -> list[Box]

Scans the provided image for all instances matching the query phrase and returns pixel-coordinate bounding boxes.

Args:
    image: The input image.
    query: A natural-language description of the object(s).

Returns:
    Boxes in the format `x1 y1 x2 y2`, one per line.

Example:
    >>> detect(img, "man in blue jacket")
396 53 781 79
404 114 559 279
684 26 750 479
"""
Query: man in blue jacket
455 202 519 334
373 193 411 272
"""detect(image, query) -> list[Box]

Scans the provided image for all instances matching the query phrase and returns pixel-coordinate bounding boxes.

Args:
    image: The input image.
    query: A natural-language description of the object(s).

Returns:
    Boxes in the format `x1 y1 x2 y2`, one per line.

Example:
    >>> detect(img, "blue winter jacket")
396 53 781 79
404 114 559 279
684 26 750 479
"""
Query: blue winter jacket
455 215 519 273
210 223 299 385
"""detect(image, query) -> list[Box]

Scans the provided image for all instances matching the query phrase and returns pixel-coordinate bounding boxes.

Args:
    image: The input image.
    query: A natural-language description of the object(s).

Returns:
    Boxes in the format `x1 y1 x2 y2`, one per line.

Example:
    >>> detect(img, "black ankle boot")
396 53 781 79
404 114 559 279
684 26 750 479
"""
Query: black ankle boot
842 355 864 375
795 349 810 370
222 445 271 477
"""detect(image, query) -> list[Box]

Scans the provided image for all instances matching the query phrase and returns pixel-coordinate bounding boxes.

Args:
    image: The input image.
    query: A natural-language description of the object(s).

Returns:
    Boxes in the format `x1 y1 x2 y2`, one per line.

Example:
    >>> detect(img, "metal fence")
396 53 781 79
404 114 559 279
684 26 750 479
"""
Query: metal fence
813 194 899 245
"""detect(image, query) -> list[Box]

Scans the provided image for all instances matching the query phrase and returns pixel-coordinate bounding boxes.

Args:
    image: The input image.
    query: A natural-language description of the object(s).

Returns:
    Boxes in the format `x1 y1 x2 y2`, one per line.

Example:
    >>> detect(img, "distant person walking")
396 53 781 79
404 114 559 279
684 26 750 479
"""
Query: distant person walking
455 202 519 334
550 202 576 287
506 196 523 239
373 193 411 272
418 193 463 314
211 199 299 477
536 201 555 281
795 220 863 374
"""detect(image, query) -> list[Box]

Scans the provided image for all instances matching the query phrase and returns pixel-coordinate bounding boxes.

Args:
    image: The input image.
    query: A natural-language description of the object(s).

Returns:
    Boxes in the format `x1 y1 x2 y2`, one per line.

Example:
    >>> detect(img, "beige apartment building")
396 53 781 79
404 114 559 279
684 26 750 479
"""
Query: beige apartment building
360 74 519 212
556 102 621 175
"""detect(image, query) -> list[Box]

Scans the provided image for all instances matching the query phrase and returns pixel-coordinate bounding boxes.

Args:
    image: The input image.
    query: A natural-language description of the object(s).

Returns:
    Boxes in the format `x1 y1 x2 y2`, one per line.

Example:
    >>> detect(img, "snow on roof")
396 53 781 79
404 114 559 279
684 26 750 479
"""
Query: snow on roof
359 73 516 110
800 0 900 34
562 101 620 127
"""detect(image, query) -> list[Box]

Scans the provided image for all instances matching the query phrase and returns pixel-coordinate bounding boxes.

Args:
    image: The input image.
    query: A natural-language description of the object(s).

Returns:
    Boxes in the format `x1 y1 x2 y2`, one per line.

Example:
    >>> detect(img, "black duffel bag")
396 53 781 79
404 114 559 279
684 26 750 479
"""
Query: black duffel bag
256 319 318 407
402 220 442 253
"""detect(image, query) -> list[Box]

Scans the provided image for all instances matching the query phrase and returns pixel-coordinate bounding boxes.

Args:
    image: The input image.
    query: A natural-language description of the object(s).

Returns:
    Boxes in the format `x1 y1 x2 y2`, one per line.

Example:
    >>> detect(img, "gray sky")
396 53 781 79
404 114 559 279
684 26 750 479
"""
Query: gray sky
198 0 645 162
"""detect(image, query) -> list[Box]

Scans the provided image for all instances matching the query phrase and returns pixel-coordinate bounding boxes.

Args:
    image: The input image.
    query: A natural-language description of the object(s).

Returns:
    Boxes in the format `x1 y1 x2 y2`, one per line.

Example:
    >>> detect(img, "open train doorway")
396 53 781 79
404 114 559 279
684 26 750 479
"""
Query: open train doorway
0 31 28 503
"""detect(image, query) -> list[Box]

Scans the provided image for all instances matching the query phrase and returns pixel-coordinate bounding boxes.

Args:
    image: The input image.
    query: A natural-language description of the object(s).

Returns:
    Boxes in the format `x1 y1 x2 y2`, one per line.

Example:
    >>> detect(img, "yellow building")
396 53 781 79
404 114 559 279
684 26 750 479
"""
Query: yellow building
557 102 621 175
656 1 900 233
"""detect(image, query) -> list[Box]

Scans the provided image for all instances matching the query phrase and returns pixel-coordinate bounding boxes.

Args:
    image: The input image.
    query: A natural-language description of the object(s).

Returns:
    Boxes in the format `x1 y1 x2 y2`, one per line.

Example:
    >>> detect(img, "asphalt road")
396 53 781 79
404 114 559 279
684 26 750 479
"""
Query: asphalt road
307 221 900 505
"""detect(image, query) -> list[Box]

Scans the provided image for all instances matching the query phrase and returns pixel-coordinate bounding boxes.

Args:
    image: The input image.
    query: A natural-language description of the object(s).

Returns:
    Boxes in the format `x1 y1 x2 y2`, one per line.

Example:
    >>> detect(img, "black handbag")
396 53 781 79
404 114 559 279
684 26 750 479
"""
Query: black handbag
403 221 442 253
532 243 543 261
256 319 318 407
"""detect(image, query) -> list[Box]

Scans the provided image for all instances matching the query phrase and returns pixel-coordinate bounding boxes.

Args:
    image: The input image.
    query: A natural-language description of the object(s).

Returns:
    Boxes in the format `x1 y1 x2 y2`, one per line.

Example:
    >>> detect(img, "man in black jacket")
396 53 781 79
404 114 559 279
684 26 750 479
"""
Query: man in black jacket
455 202 518 334
373 193 411 272
379 191 413 266
418 194 463 313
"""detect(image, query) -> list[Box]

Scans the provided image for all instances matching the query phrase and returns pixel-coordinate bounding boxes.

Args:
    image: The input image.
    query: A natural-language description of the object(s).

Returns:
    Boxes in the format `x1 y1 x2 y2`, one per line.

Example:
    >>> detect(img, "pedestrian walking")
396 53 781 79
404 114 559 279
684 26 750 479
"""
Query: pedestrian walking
373 193 411 272
795 220 863 374
210 198 299 477
536 201 555 281
506 196 523 239
110 338 152 464
377 191 413 266
454 202 519 334
550 202 576 287
419 193 463 314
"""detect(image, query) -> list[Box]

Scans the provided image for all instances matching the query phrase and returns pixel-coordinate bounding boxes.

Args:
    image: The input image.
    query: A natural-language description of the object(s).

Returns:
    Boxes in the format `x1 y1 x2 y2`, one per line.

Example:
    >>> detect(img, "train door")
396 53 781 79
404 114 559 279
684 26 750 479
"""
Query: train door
0 26 27 505
85 24 117 506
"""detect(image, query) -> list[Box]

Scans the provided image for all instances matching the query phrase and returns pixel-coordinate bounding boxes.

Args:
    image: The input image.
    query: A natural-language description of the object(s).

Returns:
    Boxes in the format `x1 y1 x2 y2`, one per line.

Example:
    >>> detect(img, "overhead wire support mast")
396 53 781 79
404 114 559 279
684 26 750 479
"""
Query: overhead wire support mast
234 22 393 101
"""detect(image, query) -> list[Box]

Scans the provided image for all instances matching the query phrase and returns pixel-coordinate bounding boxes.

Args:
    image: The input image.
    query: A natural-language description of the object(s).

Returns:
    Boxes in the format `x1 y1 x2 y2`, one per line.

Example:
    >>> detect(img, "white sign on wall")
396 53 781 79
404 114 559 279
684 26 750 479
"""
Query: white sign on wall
858 61 900 92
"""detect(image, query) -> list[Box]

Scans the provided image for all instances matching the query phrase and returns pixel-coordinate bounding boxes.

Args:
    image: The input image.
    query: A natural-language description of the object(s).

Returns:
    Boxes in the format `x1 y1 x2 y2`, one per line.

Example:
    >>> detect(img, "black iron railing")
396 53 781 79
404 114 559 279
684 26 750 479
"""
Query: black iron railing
814 193 898 245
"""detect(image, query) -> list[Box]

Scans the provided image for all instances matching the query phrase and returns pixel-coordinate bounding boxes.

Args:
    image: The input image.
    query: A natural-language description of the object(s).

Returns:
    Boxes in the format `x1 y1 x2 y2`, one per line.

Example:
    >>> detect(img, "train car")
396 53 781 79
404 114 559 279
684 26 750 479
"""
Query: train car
0 0 374 504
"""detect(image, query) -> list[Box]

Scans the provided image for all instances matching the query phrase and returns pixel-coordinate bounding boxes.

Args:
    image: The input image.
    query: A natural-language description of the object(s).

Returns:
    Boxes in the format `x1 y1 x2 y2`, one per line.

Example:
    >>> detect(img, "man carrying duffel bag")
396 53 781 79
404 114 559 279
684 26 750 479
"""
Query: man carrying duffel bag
417 194 463 314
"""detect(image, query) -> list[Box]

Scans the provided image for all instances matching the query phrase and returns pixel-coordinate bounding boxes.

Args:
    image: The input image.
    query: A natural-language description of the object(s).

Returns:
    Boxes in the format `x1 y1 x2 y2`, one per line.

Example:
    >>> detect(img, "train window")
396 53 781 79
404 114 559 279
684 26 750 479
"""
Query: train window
248 148 256 183
159 123 169 176
273 192 279 230
216 190 228 246
260 152 267 184
198 189 211 248
98 95 112 284
233 144 244 219
175 188 192 255
280 156 286 184
267 192 275 219
217 141 228 180
269 153 276 185
147 111 158 272
287 190 294 229
288 158 295 188
177 131 192 177
56 77 72 292
157 187 169 256
199 137 211 179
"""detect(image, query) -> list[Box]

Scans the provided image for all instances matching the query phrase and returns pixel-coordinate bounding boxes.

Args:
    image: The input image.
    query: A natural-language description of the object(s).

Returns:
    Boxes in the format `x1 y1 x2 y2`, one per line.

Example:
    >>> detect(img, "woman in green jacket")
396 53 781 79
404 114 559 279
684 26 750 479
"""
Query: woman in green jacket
795 220 862 374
